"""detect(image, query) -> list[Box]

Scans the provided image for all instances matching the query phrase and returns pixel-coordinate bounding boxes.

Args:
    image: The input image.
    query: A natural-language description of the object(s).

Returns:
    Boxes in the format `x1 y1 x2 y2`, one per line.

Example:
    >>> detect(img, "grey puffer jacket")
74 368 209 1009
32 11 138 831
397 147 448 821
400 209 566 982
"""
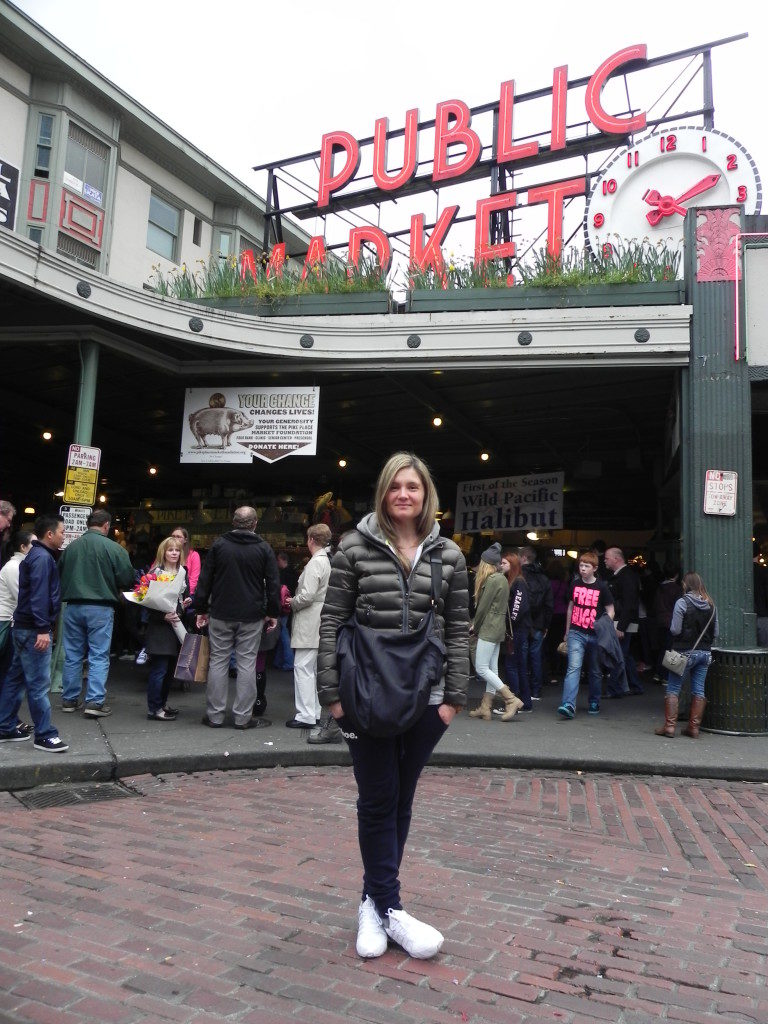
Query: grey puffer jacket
317 514 470 707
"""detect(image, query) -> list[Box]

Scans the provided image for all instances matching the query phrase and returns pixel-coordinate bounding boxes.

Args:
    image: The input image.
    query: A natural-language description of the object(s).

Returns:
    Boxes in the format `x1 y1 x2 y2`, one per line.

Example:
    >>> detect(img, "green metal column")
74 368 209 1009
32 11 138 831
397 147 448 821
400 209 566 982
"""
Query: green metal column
682 208 755 646
73 339 99 445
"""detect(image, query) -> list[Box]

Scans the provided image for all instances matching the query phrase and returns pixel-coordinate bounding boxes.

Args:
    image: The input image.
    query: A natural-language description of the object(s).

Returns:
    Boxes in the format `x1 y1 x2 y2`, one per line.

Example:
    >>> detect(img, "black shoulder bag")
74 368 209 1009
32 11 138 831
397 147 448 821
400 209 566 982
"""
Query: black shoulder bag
336 549 446 737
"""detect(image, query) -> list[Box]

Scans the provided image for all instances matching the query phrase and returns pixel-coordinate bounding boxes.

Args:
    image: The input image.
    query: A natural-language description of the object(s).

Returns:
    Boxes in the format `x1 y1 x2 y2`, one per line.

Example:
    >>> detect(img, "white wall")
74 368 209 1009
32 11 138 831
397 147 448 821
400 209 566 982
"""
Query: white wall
0 79 31 170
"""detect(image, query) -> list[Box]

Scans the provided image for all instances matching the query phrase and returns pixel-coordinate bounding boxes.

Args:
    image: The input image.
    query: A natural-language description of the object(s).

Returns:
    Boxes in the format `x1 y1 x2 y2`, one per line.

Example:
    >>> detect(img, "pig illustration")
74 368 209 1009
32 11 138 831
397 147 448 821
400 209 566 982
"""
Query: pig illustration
188 406 254 448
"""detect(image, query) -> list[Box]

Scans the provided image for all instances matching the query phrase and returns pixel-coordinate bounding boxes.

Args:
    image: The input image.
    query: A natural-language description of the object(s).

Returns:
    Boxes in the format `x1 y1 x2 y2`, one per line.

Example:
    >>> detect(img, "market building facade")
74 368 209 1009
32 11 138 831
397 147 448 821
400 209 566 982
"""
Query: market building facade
1 3 767 727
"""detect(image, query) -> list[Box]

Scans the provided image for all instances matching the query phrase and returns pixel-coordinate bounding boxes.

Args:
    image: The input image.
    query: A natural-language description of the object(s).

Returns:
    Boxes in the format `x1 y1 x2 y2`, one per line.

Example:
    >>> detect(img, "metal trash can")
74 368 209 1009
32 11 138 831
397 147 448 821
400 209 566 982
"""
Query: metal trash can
701 647 768 735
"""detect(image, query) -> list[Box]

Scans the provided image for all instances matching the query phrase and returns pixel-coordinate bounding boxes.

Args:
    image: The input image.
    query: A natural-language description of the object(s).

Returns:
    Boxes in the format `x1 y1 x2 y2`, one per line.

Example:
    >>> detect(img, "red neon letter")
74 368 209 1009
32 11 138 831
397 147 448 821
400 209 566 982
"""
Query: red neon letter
348 226 392 275
373 110 419 192
317 131 360 208
474 193 517 263
409 206 460 277
432 101 482 184
585 45 647 135
267 242 286 279
527 177 586 259
551 65 568 152
497 81 539 165
301 236 327 280
240 248 258 283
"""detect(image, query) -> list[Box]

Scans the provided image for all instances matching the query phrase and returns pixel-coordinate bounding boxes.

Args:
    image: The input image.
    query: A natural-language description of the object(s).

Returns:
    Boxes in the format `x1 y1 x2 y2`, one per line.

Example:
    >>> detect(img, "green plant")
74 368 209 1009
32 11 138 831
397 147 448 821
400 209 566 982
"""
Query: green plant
147 251 388 300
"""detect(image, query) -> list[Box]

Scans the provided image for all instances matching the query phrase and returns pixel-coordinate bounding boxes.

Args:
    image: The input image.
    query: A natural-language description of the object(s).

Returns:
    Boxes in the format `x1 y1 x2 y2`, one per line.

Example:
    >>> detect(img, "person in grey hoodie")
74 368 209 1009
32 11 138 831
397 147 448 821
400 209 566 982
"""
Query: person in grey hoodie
655 572 718 739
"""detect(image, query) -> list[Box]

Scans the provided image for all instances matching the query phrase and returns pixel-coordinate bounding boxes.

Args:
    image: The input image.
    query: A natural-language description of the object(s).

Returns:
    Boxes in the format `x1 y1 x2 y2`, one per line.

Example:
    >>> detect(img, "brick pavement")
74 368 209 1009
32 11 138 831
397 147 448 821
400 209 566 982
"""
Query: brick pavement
2 766 768 1023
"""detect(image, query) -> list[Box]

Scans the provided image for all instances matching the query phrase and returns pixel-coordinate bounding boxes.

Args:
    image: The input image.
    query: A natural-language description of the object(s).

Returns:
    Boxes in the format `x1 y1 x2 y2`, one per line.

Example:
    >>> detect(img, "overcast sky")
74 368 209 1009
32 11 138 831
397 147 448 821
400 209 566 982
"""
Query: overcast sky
10 0 766 269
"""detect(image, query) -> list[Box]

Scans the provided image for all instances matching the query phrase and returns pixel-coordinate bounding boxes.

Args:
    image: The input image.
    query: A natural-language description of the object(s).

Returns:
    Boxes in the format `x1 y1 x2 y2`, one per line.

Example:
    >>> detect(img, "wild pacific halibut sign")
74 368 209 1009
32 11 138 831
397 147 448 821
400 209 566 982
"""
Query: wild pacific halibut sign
456 473 564 534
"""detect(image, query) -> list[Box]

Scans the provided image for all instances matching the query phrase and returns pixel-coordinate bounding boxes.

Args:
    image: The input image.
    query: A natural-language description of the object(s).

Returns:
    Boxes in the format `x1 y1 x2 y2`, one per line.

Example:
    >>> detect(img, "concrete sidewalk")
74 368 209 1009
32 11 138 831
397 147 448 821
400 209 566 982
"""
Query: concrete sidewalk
2 659 768 790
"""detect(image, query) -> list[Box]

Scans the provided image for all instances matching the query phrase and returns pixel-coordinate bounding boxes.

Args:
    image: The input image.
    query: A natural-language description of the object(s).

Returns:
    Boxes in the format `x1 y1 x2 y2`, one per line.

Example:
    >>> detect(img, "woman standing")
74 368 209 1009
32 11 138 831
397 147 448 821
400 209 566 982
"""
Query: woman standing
144 537 188 721
501 551 533 712
655 572 718 739
469 544 522 722
170 527 201 595
318 453 469 961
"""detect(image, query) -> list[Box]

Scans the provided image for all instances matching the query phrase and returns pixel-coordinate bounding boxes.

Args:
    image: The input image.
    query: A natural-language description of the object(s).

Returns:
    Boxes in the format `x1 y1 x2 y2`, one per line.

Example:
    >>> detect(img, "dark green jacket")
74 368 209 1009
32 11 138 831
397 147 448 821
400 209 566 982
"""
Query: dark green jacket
473 572 509 644
58 529 135 605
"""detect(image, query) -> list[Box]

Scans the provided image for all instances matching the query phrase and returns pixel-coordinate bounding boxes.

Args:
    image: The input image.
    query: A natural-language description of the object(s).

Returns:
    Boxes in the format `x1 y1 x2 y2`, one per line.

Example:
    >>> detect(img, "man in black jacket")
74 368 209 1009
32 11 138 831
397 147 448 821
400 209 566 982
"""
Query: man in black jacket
195 507 280 728
519 546 553 699
604 546 644 696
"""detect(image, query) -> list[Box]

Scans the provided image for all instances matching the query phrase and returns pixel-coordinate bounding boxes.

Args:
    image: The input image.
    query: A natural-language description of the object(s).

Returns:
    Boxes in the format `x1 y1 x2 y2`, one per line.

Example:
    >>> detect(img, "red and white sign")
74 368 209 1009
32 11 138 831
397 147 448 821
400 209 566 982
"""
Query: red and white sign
703 469 737 516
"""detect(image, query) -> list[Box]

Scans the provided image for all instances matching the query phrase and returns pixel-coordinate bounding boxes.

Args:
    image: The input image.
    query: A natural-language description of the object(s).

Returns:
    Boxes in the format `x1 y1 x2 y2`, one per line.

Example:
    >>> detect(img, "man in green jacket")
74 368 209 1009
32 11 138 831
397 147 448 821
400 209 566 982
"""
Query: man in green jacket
58 510 135 717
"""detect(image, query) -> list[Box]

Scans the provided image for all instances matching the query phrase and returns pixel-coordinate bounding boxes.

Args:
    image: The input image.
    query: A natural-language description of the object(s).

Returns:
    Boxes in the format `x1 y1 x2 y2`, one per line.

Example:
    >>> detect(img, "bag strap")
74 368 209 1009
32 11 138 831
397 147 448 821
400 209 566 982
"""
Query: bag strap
689 604 716 652
429 549 442 607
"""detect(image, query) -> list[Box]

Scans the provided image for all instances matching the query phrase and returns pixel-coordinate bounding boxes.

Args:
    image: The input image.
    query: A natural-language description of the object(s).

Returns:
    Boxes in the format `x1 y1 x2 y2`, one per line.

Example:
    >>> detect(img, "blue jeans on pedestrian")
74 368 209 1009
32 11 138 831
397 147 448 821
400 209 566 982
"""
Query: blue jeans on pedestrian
61 603 115 706
528 628 545 697
341 704 448 919
504 629 531 709
561 630 602 710
147 654 173 715
0 628 57 739
665 649 711 698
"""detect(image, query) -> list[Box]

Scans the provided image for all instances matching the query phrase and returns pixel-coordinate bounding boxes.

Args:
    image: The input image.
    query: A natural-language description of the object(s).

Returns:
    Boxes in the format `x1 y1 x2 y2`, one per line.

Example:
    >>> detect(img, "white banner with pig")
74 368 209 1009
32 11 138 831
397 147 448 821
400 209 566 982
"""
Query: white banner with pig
455 472 564 534
181 387 319 464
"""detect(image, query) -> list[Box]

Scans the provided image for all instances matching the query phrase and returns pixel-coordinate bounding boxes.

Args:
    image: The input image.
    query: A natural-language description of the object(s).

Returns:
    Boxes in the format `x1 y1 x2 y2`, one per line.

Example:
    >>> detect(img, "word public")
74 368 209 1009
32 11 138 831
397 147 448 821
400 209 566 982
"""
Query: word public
259 44 649 280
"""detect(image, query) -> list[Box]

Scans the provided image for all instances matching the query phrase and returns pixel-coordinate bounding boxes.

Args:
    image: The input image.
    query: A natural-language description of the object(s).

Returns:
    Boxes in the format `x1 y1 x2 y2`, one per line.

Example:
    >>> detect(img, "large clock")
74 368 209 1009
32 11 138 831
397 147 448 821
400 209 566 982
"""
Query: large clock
584 126 762 257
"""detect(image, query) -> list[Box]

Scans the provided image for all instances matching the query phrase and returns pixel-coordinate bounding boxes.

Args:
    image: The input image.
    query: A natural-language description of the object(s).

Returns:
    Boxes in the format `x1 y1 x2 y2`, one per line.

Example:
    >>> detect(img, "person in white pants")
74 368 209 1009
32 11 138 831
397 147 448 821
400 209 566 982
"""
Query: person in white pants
285 524 332 728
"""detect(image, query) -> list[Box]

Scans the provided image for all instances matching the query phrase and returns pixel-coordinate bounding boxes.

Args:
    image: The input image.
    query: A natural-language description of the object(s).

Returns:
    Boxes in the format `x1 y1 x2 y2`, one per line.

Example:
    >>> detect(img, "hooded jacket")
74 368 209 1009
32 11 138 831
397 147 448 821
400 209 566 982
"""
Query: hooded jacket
317 514 470 707
522 562 553 631
13 541 61 631
194 530 280 622
670 594 718 651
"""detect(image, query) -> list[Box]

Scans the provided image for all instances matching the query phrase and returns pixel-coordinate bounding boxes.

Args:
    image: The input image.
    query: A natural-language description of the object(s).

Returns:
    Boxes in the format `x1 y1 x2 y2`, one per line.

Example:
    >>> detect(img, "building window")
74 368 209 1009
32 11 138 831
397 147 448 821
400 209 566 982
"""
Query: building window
28 227 43 244
147 194 180 260
35 113 54 178
218 231 232 258
193 216 202 246
65 123 109 205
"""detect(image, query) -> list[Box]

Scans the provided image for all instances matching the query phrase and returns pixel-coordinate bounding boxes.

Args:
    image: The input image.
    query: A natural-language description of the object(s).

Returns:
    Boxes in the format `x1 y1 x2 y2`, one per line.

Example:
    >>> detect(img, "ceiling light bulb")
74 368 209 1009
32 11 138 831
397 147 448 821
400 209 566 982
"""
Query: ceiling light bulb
24 506 35 515
338 459 347 468
567 549 579 559
42 431 52 441
149 466 158 475
98 494 107 503
432 416 443 427
526 531 539 541
480 452 490 462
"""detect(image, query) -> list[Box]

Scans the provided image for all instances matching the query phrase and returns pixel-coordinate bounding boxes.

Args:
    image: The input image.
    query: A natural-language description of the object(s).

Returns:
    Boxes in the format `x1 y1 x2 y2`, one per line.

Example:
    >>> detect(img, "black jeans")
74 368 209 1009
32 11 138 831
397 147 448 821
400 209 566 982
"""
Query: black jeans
342 704 448 919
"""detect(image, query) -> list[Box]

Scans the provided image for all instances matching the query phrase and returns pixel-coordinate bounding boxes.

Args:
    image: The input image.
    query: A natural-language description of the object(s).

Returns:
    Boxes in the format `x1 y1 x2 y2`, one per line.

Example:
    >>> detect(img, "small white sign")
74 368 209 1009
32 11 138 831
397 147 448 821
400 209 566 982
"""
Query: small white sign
60 504 91 549
63 171 83 194
703 469 737 516
67 444 101 470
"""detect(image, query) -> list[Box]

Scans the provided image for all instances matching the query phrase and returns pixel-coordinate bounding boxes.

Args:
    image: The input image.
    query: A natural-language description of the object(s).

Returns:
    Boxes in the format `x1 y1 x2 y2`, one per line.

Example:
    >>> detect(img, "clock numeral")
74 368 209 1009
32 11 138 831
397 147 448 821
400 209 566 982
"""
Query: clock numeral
626 150 639 168
660 134 677 153
727 154 738 171
593 213 605 228
602 179 617 196
701 136 707 153
737 186 748 203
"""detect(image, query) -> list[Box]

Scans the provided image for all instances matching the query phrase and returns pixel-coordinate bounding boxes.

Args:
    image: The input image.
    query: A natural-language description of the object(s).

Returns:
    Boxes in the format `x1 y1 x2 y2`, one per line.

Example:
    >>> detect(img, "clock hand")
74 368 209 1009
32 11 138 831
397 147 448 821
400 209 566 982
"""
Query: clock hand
645 173 722 227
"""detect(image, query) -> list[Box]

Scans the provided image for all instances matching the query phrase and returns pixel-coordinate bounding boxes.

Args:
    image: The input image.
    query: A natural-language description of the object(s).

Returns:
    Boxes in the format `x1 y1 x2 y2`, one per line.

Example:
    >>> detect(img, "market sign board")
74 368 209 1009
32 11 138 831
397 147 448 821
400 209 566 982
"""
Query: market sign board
181 387 319 464
63 444 101 505
456 472 564 534
60 504 91 549
0 159 20 230
703 469 737 516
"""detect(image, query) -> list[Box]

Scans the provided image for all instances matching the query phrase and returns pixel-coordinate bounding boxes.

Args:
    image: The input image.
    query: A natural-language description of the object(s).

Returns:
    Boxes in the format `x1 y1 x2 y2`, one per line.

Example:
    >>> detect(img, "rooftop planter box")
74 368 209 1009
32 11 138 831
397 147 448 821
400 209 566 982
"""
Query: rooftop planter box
188 291 391 317
407 280 685 313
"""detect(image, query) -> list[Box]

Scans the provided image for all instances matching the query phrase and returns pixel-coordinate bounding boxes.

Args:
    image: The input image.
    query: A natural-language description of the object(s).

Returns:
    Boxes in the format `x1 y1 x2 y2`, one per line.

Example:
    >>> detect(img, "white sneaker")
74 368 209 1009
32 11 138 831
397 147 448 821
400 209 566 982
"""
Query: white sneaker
136 648 148 665
356 896 387 958
384 908 444 959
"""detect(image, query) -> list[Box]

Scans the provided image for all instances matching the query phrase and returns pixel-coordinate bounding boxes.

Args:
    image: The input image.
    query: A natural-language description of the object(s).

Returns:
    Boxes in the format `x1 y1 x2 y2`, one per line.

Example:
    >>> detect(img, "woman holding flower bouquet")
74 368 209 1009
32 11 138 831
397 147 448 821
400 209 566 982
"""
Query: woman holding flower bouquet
144 537 189 721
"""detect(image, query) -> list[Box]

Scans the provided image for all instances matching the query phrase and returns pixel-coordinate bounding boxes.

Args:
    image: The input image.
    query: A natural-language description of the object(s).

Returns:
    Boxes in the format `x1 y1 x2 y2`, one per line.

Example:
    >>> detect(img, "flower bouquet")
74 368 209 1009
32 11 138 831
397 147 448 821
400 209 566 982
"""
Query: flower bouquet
123 568 188 643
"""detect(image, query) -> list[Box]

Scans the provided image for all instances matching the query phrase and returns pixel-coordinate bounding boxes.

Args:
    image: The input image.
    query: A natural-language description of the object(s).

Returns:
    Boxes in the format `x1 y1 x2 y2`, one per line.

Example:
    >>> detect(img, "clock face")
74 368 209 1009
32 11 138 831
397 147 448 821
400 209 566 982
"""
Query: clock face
584 126 762 258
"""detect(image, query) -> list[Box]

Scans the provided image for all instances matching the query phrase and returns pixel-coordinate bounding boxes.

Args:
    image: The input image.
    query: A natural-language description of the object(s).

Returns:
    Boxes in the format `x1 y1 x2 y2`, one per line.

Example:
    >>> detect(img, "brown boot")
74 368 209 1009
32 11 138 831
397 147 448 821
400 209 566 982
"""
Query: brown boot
497 685 524 721
469 691 494 720
654 695 678 738
682 696 706 738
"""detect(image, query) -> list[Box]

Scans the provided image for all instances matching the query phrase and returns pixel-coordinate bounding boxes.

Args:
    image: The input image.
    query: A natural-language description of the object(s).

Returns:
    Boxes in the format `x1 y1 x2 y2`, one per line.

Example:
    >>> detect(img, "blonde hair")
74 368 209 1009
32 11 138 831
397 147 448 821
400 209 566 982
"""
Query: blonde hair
682 571 714 606
474 560 498 603
307 523 331 547
154 536 183 570
373 452 439 567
